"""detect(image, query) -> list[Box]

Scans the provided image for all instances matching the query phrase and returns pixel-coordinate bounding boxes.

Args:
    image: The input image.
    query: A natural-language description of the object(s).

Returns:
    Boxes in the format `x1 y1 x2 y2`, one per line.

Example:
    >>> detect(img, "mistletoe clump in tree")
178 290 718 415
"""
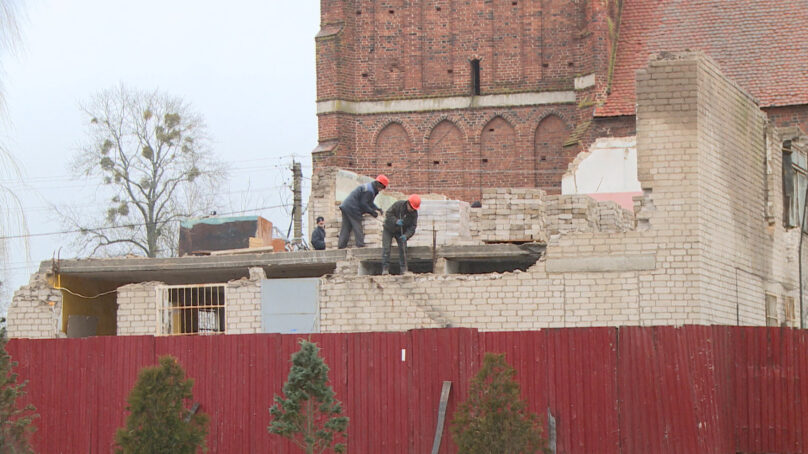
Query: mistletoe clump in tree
115 356 208 454
68 85 227 258
451 352 548 454
269 339 348 454
0 323 38 453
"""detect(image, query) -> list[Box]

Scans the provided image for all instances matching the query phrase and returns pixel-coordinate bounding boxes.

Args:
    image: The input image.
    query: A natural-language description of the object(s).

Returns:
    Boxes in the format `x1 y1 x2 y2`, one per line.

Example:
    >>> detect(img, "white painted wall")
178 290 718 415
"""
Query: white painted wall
562 137 641 194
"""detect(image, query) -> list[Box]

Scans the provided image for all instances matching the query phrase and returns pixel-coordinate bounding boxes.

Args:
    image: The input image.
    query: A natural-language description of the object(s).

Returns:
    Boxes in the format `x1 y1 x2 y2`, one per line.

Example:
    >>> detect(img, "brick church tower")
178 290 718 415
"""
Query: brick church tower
313 0 621 201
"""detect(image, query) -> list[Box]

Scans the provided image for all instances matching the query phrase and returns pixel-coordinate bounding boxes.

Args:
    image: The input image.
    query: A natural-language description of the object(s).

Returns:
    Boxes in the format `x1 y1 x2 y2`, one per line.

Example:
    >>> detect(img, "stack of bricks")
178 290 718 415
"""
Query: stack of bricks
469 188 548 243
595 200 635 232
407 200 474 247
544 195 598 234
324 211 384 249
544 195 635 235
7 273 62 338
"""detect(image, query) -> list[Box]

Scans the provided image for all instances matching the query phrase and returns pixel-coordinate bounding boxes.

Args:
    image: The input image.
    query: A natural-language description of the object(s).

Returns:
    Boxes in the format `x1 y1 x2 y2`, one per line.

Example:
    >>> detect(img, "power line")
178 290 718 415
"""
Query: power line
0 203 292 241
0 163 312 189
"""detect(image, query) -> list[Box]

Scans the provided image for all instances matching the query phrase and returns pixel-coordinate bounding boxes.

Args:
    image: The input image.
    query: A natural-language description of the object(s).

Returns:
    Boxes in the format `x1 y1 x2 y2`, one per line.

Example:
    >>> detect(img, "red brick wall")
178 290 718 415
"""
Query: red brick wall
764 105 808 134
315 106 578 201
314 0 619 200
318 0 600 101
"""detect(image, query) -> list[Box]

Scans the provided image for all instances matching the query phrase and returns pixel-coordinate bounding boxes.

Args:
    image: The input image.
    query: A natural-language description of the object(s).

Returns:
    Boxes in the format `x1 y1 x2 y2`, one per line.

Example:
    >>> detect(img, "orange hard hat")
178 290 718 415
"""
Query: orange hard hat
408 194 421 210
375 174 389 188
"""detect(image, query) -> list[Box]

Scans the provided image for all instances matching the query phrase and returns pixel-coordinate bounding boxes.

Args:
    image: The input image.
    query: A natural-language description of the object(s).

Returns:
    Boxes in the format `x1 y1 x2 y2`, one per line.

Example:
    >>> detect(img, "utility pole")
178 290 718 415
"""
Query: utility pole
292 161 303 244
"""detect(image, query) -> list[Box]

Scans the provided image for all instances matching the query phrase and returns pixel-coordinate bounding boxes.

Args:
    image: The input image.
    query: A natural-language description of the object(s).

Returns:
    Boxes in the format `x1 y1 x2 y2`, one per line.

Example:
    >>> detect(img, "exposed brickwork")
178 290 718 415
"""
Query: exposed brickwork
318 0 613 101
764 105 808 138
7 273 62 339
315 0 619 200
116 282 159 336
318 53 803 332
315 107 581 201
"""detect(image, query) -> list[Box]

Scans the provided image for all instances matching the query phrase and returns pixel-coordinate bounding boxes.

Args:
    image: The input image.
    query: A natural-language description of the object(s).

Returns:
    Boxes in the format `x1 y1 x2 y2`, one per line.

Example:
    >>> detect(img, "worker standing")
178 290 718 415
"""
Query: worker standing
337 175 388 249
381 194 420 275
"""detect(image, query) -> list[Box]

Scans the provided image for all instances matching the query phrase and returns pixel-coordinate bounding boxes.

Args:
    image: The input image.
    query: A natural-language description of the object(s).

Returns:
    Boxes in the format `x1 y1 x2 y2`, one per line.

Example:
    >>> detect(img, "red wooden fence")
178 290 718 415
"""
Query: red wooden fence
6 326 807 453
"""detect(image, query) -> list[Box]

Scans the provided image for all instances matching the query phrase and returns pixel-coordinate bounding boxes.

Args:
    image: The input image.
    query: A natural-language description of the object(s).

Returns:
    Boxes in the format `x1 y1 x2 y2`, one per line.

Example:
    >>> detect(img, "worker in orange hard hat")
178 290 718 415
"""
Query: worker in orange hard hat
337 174 388 249
381 194 420 275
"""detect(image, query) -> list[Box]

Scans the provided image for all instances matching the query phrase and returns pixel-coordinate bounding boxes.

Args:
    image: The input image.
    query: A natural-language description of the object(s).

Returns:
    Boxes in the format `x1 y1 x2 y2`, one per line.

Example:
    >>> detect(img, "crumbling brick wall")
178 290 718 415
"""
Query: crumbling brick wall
467 189 635 243
7 273 62 339
318 52 800 332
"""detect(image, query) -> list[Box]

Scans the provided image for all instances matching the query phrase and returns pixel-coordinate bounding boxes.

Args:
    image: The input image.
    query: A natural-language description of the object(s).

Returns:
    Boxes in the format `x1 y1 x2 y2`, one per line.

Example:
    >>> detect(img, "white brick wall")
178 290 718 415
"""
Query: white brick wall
116 282 161 336
8 53 802 337
7 273 62 338
318 52 801 333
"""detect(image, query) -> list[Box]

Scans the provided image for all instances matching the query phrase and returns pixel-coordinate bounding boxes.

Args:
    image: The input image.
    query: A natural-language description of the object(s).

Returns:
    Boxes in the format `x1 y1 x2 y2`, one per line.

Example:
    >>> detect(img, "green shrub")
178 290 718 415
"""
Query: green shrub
451 353 547 454
269 339 348 454
115 356 208 454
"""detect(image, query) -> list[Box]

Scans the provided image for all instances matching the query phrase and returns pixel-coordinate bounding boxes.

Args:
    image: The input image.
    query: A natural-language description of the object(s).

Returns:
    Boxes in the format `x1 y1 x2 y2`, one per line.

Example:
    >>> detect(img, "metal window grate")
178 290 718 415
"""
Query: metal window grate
156 284 226 336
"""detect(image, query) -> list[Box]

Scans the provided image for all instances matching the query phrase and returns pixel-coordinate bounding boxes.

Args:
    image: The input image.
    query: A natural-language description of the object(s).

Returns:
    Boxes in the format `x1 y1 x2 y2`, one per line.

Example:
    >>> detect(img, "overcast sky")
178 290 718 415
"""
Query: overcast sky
0 1 320 304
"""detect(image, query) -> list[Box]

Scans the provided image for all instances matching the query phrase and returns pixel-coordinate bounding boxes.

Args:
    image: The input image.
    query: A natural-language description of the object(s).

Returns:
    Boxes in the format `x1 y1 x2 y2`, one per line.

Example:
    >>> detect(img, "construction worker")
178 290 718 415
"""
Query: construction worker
337 175 388 249
381 194 420 275
311 216 326 250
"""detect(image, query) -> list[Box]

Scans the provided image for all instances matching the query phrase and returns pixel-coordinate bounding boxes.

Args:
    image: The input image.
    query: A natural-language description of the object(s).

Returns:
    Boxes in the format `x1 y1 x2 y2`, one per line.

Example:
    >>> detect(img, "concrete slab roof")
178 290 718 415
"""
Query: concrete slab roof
40 244 544 285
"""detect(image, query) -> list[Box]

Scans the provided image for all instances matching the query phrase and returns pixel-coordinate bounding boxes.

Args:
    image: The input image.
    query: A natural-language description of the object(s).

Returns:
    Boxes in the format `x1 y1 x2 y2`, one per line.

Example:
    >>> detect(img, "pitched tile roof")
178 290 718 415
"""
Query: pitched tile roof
596 0 808 117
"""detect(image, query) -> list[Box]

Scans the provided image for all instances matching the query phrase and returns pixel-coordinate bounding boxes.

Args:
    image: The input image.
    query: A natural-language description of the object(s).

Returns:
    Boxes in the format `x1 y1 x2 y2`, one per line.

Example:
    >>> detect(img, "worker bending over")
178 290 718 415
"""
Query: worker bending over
338 175 388 249
382 194 420 275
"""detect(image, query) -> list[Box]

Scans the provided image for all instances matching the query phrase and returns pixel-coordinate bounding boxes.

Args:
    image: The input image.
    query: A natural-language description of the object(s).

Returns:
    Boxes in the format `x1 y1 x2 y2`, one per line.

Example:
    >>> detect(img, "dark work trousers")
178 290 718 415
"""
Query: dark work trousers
381 228 407 271
338 210 365 248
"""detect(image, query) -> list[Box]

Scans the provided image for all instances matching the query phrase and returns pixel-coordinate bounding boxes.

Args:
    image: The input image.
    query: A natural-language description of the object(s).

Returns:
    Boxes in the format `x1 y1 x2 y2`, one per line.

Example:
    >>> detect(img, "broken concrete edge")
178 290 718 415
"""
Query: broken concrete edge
38 244 546 276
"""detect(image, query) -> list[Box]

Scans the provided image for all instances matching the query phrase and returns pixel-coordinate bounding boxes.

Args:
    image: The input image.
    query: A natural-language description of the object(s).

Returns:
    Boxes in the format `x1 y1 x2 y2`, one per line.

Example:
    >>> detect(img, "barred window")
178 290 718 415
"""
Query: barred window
157 284 226 335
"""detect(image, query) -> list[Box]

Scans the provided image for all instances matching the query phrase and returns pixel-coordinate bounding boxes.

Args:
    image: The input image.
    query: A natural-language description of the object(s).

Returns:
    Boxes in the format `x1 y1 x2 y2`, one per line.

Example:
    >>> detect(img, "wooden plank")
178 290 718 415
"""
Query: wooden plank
431 381 452 454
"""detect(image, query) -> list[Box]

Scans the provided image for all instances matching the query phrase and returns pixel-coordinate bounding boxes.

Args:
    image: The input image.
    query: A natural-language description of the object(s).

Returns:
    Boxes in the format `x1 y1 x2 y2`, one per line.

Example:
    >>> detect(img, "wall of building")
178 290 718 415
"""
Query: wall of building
318 0 613 101
58 275 117 336
315 0 621 201
7 273 62 339
116 274 264 337
315 106 583 201
317 52 800 332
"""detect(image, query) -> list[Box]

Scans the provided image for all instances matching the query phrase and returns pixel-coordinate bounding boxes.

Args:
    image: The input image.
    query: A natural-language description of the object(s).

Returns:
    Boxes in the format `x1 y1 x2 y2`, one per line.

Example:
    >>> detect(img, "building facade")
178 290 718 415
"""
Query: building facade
10 53 808 338
313 0 808 202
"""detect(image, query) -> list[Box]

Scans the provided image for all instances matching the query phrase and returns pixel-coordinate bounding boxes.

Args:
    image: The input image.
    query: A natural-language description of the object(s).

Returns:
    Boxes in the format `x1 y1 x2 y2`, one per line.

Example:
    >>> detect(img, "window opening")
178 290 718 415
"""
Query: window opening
783 141 808 231
157 284 226 335
785 296 796 326
470 59 480 95
765 293 778 327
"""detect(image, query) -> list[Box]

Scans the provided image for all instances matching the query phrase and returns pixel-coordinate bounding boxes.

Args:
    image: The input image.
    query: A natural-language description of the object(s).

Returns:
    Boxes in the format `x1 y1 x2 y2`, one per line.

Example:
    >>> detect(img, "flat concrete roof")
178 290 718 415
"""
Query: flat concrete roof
39 244 544 285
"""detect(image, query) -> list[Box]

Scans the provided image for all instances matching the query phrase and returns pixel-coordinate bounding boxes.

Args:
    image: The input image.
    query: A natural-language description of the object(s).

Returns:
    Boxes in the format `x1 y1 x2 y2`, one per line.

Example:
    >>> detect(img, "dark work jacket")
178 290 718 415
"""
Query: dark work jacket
339 182 381 218
383 200 418 240
311 226 326 250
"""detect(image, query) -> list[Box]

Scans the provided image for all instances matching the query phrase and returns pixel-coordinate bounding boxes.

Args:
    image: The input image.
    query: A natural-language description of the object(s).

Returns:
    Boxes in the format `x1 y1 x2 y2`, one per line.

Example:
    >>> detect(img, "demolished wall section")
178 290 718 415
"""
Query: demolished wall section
8 273 62 339
318 52 798 332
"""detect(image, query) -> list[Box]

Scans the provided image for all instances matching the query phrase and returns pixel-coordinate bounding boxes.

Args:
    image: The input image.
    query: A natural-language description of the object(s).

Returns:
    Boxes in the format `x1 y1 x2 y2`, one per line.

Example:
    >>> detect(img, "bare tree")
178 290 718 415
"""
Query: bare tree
0 0 30 309
67 85 227 257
